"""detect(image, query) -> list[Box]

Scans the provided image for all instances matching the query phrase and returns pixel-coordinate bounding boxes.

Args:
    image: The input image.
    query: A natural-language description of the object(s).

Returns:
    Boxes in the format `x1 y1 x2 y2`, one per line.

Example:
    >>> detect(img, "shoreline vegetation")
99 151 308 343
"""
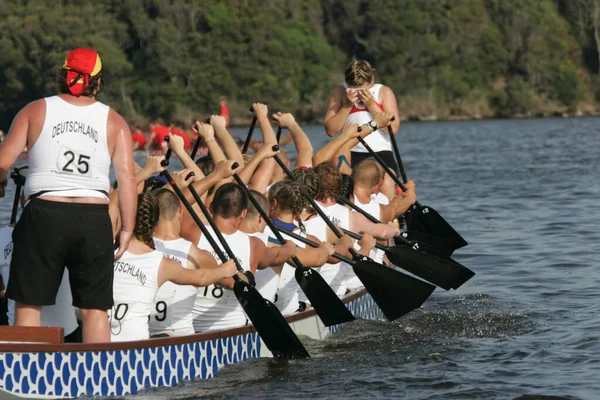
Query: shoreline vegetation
2 0 600 130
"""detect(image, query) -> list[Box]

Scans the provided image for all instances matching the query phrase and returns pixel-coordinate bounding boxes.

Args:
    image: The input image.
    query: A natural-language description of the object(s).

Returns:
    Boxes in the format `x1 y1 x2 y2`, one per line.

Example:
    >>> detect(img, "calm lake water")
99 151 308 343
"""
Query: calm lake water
1 117 599 399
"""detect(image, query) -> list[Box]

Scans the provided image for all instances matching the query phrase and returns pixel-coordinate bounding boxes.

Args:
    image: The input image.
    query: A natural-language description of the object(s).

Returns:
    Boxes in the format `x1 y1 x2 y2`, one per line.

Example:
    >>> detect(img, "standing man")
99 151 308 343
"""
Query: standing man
219 96 230 127
0 48 137 343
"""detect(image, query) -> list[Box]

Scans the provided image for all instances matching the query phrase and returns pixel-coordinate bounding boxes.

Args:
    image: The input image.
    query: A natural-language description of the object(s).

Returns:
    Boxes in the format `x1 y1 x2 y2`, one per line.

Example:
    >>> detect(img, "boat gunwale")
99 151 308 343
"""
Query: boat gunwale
0 288 367 353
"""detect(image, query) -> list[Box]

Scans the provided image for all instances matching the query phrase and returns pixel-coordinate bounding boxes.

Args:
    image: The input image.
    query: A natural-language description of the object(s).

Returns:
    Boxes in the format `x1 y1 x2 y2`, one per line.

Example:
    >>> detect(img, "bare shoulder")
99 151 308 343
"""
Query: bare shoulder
17 99 46 118
107 108 130 133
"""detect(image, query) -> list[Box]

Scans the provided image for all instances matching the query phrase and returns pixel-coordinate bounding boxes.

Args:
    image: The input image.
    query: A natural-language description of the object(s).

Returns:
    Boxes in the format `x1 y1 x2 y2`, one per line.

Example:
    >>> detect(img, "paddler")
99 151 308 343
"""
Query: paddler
0 48 138 343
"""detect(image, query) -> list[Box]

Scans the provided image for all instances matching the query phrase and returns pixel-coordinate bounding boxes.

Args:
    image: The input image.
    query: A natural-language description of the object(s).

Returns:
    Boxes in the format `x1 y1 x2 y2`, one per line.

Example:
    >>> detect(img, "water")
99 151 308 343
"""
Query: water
2 117 600 399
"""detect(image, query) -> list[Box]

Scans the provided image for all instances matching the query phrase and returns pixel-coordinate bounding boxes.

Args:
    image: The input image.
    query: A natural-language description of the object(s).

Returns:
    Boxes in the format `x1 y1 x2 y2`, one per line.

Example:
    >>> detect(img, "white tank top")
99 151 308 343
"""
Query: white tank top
343 84 391 153
263 225 307 315
303 216 347 297
247 231 279 303
109 250 162 342
150 238 197 337
194 227 251 332
25 96 111 200
0 226 77 335
353 195 386 264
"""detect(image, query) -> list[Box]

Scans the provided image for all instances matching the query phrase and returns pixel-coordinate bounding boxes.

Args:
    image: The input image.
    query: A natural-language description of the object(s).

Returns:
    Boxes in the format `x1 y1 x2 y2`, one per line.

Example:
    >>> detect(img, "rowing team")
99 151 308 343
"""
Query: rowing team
0 103 415 343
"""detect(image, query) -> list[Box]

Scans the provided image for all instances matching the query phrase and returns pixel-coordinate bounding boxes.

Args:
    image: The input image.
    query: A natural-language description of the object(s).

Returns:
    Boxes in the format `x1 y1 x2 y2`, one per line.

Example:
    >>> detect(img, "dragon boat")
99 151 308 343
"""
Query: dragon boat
0 288 383 399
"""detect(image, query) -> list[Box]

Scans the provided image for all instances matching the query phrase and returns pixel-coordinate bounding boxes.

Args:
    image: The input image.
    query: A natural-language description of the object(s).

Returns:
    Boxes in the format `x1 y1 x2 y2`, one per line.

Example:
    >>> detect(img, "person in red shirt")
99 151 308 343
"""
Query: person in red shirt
170 122 191 149
131 125 147 151
219 96 230 127
146 119 169 151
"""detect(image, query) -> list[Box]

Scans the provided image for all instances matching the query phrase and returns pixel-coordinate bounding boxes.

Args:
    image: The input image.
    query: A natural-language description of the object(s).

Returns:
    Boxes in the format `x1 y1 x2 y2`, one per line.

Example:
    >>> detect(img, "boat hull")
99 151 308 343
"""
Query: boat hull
0 289 383 399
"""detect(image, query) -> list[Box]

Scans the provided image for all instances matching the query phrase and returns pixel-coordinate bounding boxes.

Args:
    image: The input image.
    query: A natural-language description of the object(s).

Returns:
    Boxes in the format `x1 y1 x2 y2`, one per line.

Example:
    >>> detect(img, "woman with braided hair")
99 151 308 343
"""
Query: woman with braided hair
265 180 336 315
324 59 400 170
109 193 236 342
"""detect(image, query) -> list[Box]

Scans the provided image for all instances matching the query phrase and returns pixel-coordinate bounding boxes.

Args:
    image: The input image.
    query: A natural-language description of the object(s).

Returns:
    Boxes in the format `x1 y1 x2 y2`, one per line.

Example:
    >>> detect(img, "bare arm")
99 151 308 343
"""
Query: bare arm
380 181 416 223
273 112 313 168
251 237 296 271
238 143 279 186
110 110 137 259
324 87 355 137
158 258 237 287
349 212 400 240
314 123 362 167
294 234 332 267
211 115 244 167
380 86 400 134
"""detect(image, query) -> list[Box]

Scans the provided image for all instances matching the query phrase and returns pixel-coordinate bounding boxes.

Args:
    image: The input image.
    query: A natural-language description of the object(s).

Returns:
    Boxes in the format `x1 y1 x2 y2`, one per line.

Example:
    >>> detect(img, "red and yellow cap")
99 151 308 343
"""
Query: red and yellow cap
63 48 102 97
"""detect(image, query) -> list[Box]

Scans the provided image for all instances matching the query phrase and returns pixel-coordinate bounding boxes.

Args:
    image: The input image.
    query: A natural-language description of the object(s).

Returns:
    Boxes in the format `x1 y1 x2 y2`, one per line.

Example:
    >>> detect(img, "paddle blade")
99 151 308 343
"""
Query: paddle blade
405 203 468 249
351 260 435 321
234 280 309 359
295 266 355 326
385 245 475 290
397 231 461 257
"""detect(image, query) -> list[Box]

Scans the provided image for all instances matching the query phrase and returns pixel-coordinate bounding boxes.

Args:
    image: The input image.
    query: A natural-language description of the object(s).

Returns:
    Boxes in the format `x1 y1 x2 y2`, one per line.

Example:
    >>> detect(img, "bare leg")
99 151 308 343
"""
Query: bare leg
14 303 42 326
79 309 110 343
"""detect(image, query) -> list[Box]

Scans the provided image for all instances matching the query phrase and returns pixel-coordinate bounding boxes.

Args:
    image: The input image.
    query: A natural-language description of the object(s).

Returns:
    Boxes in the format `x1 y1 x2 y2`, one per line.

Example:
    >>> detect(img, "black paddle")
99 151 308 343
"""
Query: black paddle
242 106 257 154
190 118 211 160
273 153 435 321
160 154 309 359
357 130 468 250
276 125 283 143
336 197 475 290
9 166 27 225
232 173 356 326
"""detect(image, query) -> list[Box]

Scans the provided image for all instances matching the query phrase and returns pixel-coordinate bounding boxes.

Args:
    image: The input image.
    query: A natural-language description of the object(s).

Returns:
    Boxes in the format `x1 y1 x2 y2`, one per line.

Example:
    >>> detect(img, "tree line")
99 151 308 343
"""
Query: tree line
0 0 599 129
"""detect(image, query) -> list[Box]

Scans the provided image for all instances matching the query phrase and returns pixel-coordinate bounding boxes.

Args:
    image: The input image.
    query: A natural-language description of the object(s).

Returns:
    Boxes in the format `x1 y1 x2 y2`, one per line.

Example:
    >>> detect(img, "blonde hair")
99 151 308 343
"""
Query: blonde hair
345 59 375 87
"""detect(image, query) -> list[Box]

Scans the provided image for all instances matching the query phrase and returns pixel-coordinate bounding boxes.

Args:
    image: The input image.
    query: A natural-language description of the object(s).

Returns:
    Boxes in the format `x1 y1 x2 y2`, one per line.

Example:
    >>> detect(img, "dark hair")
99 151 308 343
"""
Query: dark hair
246 190 268 221
288 167 322 200
210 183 248 218
314 163 342 201
340 174 355 201
56 70 103 97
134 193 159 249
151 188 181 221
344 59 375 87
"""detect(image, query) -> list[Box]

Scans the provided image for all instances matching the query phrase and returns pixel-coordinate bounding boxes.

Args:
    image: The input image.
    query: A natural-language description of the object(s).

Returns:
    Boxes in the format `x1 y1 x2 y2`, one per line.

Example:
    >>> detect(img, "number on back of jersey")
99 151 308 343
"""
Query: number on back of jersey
57 146 91 175
202 284 224 299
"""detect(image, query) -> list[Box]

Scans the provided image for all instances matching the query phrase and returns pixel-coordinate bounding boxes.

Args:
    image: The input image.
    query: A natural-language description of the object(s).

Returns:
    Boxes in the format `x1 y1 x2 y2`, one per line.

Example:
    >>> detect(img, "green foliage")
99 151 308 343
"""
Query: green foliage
0 0 596 127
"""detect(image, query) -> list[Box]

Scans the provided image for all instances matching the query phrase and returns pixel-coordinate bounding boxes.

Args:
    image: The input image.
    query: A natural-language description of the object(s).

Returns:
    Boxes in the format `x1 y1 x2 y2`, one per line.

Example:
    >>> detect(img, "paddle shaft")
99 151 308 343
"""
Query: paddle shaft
10 183 22 225
357 134 407 192
340 227 388 252
273 154 360 259
231 174 305 269
387 126 408 183
242 107 257 154
190 118 211 160
276 126 283 143
276 226 356 265
186 180 247 274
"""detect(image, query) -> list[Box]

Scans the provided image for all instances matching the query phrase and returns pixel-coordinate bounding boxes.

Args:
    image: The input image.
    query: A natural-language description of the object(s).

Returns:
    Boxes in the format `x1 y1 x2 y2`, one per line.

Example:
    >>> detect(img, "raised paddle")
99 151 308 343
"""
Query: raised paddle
189 118 211 160
160 156 309 359
231 173 356 327
273 153 435 321
336 196 475 290
242 106 257 154
9 166 27 225
357 130 468 250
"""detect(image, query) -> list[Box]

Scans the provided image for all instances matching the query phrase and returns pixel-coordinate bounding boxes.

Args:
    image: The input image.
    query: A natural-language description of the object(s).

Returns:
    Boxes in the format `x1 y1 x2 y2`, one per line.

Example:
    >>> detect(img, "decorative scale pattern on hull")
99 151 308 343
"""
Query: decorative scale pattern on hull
0 292 380 398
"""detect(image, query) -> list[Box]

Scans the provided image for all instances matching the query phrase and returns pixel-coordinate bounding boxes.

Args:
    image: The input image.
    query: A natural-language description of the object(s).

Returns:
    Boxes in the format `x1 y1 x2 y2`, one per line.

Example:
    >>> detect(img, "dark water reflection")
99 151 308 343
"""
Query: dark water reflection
2 117 599 399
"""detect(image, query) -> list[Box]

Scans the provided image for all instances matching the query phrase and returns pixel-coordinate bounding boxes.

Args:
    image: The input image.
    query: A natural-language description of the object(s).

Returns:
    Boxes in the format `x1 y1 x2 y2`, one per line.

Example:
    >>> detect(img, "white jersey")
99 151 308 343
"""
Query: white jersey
25 96 111 200
0 226 77 335
150 238 197 337
264 225 307 315
372 192 389 205
343 84 390 153
194 227 251 332
353 195 386 265
316 202 364 291
109 250 162 342
303 216 346 297
248 231 279 303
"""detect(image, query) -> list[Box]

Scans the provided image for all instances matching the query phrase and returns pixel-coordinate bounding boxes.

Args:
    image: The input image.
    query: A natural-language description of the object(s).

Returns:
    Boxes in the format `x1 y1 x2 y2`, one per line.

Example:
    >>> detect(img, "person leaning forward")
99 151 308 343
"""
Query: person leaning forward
0 48 138 343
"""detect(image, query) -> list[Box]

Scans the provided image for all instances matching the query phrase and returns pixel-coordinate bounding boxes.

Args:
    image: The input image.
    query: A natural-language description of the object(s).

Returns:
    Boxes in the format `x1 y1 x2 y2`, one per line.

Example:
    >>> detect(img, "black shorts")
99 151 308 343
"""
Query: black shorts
351 150 398 173
6 198 114 310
